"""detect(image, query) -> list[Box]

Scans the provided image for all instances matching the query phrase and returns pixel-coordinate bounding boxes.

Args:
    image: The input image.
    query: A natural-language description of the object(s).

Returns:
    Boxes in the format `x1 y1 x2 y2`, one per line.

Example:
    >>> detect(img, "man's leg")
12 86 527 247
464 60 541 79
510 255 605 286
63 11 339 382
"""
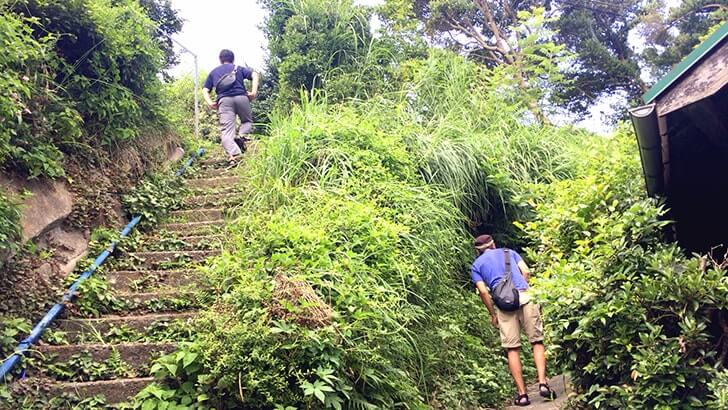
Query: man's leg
218 97 242 159
533 341 547 384
523 303 555 398
507 347 527 394
497 309 527 394
235 95 254 136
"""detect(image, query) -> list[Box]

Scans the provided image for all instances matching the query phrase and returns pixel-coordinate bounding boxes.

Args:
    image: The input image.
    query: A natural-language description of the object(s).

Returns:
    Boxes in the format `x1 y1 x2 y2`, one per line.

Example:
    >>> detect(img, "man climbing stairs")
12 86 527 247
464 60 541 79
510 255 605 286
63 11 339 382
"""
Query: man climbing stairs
14 153 242 405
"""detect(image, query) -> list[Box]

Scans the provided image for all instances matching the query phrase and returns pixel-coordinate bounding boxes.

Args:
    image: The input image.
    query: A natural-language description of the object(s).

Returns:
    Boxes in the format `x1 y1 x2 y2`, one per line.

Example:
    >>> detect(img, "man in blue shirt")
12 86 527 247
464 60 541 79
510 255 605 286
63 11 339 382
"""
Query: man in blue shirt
471 234 556 406
202 49 260 163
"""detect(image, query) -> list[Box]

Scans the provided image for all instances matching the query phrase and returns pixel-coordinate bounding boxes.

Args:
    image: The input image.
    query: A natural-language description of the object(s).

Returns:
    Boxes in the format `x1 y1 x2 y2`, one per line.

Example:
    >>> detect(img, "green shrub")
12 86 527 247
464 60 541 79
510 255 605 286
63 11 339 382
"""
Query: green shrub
0 0 181 180
122 171 188 229
519 126 728 408
0 9 76 178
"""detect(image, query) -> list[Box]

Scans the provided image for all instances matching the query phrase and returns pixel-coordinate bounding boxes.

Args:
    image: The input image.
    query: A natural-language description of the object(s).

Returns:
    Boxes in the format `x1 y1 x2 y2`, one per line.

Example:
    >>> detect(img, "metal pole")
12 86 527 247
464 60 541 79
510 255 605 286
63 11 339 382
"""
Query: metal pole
193 54 200 142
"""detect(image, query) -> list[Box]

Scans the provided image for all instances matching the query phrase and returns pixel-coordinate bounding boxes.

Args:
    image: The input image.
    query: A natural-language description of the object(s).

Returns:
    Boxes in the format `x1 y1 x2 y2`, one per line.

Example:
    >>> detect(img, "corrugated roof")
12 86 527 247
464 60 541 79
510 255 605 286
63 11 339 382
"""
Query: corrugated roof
643 21 728 104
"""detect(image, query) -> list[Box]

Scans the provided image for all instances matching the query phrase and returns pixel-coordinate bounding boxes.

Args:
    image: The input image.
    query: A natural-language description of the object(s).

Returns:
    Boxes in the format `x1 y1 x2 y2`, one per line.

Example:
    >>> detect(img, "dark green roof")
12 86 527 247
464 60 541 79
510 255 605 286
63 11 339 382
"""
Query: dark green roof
643 21 728 103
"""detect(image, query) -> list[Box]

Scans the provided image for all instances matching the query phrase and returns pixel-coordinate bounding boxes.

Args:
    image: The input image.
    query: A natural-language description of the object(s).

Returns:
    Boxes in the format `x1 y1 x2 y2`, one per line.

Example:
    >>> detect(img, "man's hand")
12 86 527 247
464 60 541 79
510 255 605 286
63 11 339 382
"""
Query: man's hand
247 91 257 101
491 314 499 328
207 102 218 110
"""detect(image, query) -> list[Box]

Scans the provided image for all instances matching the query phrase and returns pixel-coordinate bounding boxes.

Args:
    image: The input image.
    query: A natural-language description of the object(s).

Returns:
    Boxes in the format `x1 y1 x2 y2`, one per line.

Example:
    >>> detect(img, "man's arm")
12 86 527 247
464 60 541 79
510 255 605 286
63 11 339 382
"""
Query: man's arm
247 71 260 101
517 260 531 283
475 281 498 327
202 88 217 110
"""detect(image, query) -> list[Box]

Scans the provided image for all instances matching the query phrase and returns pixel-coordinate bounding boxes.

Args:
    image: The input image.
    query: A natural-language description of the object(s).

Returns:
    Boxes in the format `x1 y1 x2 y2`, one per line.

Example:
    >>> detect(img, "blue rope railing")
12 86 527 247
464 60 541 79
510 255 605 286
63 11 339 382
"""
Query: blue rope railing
0 148 205 381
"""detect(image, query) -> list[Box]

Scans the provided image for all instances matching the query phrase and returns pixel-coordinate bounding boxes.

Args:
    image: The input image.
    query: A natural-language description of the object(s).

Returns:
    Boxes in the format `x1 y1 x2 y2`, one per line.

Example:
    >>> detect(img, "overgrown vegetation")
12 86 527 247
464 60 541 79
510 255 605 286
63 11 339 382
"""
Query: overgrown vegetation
122 170 189 229
516 127 728 408
2 0 727 408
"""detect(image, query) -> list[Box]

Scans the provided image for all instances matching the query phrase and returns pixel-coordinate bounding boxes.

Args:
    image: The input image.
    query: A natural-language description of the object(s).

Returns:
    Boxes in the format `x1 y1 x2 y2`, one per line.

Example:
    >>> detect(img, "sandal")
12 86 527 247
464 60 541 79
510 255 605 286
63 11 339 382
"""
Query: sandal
539 383 557 400
514 393 530 406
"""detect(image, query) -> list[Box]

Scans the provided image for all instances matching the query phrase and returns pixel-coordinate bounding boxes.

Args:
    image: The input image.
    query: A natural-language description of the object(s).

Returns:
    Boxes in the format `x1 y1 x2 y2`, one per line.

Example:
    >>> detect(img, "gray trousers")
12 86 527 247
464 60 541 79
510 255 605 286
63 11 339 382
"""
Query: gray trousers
218 95 253 156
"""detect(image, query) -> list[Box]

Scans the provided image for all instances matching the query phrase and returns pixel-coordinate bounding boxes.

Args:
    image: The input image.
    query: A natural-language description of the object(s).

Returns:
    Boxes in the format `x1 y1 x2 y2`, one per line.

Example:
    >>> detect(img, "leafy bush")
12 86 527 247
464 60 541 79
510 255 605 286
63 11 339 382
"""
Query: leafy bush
0 0 181 179
519 126 728 408
122 171 188 229
0 9 75 178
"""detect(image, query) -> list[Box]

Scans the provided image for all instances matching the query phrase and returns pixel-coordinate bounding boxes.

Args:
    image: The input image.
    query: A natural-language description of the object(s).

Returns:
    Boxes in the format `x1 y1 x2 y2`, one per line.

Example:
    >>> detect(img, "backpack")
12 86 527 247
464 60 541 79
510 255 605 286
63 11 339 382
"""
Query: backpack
491 249 520 311
215 66 239 94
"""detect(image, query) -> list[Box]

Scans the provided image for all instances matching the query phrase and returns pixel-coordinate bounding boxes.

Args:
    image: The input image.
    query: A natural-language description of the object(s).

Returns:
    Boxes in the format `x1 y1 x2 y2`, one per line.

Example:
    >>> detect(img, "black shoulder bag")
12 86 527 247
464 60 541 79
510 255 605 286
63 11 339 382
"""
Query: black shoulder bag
491 249 520 311
215 66 239 94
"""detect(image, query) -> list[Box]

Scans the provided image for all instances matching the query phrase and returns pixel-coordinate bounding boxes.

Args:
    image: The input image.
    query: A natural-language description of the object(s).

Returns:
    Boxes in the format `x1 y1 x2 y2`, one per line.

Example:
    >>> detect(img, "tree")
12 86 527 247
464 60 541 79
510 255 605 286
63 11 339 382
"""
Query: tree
382 0 566 124
640 0 728 80
138 0 184 71
550 0 647 119
259 0 374 105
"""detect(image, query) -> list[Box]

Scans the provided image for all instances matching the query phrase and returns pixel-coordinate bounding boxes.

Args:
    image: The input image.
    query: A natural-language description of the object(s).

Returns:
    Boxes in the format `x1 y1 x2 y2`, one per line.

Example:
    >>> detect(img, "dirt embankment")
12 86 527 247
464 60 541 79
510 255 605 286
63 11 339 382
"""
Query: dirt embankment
0 133 184 320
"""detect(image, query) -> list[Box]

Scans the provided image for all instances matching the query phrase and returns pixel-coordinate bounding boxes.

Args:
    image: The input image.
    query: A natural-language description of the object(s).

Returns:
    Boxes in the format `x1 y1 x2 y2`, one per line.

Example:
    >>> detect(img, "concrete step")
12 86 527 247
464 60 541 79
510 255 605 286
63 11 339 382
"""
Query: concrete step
114 289 198 306
135 234 224 252
168 208 223 223
35 342 175 376
120 250 220 270
503 375 569 410
182 192 240 209
189 184 241 196
107 270 202 293
186 176 241 190
160 220 225 235
191 167 236 179
46 377 155 404
58 312 198 338
197 157 230 167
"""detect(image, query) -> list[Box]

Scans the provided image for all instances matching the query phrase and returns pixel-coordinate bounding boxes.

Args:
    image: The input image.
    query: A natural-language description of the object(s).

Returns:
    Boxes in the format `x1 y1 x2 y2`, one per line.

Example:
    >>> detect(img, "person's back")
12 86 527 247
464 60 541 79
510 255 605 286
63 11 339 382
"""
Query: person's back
471 248 529 291
205 63 252 101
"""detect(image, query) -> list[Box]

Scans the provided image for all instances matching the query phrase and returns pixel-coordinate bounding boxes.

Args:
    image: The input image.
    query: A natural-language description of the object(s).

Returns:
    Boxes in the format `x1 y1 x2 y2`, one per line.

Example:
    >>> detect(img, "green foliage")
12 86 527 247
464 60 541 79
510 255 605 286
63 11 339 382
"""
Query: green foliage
0 0 181 179
163 73 218 143
71 275 127 318
134 343 214 409
261 0 399 106
122 171 189 229
0 189 22 255
516 125 728 408
640 1 728 79
0 317 31 366
551 0 646 119
0 9 73 178
44 349 135 382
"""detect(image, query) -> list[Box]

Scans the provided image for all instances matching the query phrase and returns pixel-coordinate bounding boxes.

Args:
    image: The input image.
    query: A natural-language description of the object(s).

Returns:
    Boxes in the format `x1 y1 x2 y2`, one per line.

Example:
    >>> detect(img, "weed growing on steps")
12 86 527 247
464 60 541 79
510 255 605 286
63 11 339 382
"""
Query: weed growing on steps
0 317 31 362
122 171 189 230
43 350 136 382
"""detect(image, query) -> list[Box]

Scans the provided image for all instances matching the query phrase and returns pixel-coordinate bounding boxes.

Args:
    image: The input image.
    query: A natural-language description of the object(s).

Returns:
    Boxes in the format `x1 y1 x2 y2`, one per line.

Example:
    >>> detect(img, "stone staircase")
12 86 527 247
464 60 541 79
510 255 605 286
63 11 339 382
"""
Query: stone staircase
20 154 241 405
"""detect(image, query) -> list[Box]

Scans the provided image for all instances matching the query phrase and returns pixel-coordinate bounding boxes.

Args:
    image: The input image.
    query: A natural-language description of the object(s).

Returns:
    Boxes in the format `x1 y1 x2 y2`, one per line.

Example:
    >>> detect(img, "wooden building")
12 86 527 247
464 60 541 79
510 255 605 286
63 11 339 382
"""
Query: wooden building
630 22 728 253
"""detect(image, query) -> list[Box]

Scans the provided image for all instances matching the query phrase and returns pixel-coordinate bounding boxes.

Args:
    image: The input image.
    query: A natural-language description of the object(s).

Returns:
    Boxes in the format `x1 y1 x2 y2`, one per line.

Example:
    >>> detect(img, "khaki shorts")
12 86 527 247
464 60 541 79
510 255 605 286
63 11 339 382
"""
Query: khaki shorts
496 303 544 349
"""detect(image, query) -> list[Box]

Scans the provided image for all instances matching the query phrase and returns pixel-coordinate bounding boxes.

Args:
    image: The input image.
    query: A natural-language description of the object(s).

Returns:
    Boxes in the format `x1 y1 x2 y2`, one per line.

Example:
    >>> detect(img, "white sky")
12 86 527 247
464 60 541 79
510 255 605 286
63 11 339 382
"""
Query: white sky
167 0 682 133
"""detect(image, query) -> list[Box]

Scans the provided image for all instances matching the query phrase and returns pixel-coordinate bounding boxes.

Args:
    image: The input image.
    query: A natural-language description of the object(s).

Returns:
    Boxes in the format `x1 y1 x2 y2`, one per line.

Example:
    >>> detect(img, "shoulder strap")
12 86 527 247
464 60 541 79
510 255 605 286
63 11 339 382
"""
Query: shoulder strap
214 66 239 89
503 248 511 282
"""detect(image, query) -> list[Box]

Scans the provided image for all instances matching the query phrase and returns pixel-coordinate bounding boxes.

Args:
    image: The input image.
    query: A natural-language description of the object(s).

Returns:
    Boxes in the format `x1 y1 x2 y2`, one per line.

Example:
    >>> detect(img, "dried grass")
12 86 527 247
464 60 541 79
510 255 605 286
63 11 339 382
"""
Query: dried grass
267 273 332 329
